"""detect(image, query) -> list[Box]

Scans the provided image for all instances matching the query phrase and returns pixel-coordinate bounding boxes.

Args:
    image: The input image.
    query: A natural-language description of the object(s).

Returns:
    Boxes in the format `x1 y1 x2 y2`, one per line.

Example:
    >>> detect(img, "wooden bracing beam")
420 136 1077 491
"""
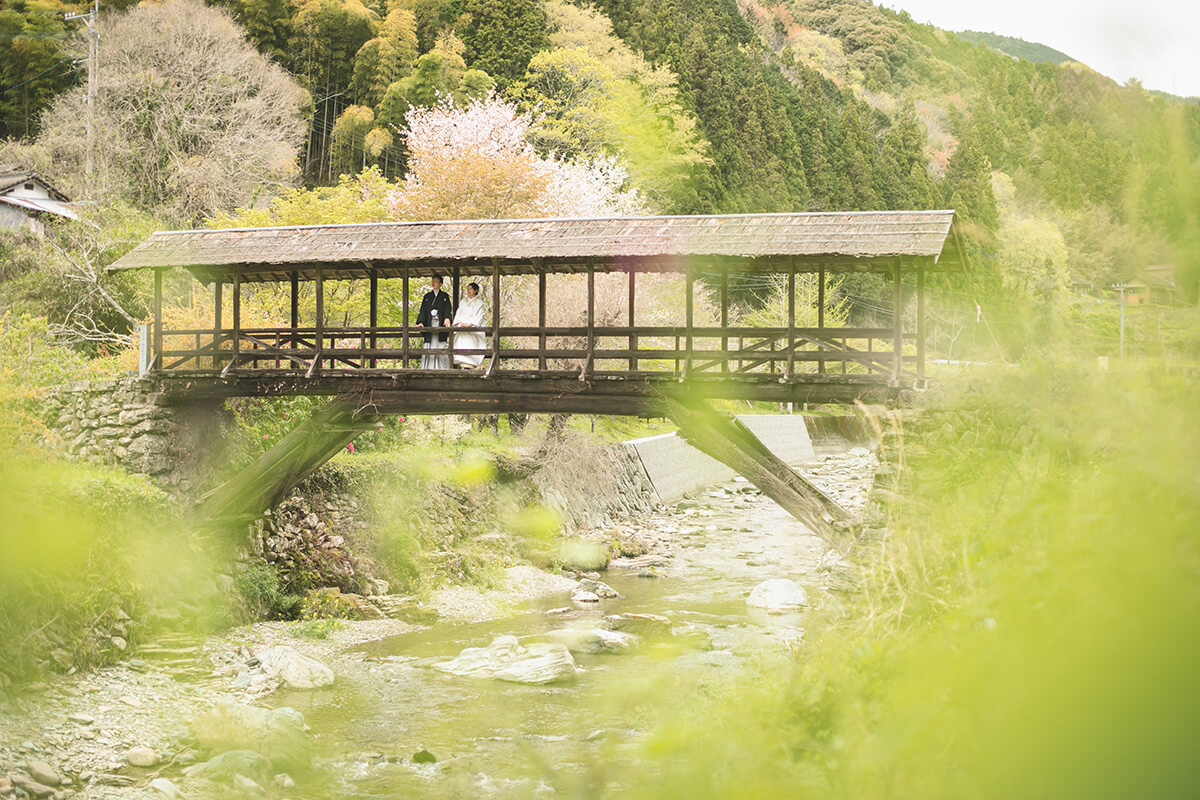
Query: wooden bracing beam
196 400 379 526
665 397 852 535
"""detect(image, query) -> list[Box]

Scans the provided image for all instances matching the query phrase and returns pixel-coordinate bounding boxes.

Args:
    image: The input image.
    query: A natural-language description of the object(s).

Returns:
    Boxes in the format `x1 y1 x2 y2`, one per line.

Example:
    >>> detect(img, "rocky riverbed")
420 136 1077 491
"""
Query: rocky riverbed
0 449 875 800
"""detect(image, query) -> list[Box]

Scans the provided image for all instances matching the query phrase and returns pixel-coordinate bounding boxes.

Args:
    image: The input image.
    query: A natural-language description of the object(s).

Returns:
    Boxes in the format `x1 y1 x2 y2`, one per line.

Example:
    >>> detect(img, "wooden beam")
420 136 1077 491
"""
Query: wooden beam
488 257 500 376
229 268 240 375
628 270 637 372
916 267 926 383
290 271 299 350
538 271 547 371
585 260 595 379
402 268 410 367
369 267 378 369
786 259 795 380
452 266 460 309
666 397 851 535
213 277 222 371
720 266 728 374
892 260 903 387
152 268 163 371
684 266 694 378
314 266 323 374
817 264 825 375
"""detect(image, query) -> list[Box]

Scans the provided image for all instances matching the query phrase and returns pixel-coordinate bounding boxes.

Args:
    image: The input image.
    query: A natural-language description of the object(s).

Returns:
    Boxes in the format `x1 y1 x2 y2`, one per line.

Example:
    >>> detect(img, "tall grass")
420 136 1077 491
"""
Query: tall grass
606 361 1199 798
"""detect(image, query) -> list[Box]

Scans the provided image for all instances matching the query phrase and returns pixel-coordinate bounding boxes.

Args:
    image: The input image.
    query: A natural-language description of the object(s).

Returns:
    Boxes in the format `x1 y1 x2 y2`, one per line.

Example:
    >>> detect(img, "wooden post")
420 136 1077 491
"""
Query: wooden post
152 268 162 371
538 271 547 371
490 258 500 374
213 276 222 371
817 264 825 375
786 260 795 379
369 267 378 369
401 270 410 367
720 266 728 373
892 260 903 386
684 266 694 377
230 268 240 374
628 270 637 372
313 266 323 374
290 271 299 352
917 266 926 383
449 267 460 368
585 260 595 378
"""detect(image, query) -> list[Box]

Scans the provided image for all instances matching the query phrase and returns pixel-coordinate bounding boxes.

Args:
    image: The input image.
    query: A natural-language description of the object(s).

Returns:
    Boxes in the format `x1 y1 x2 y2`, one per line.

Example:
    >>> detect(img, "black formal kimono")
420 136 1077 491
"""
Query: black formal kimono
416 288 453 344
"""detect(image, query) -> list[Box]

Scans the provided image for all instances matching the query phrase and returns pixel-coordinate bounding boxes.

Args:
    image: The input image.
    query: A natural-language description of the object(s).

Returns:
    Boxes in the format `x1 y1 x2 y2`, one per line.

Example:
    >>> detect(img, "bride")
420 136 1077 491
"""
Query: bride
452 282 487 368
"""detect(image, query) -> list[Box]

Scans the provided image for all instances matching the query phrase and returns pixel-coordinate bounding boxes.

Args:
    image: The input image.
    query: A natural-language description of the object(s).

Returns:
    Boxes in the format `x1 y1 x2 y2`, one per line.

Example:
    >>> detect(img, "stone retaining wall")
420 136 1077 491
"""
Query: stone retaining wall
42 378 220 491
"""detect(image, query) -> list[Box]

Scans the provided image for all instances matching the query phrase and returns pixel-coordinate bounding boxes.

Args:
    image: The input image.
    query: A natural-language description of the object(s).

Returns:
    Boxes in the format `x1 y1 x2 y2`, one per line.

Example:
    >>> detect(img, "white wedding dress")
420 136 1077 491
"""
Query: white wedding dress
452 295 487 368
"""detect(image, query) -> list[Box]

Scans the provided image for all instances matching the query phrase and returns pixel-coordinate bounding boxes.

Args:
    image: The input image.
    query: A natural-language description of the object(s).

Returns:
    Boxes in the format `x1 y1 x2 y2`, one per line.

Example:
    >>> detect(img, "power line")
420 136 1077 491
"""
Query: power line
0 57 76 97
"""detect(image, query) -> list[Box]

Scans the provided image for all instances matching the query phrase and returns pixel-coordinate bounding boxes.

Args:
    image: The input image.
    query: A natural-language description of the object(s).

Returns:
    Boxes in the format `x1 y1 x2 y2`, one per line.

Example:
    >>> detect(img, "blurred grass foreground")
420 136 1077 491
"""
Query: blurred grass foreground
1 360 1198 798
611 361 1199 799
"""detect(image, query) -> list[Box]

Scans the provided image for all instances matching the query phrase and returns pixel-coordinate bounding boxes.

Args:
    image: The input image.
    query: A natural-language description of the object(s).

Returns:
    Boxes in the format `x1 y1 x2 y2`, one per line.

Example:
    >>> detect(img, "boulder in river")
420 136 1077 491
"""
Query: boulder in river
191 699 310 770
602 613 673 637
571 590 600 603
746 579 808 612
258 646 334 689
547 627 637 655
576 578 621 599
434 636 578 684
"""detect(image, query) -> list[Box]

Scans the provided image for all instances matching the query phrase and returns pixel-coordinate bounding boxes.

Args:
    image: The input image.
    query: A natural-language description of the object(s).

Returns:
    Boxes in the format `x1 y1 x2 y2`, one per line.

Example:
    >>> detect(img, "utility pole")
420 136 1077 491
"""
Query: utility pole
65 0 99 190
1113 284 1127 359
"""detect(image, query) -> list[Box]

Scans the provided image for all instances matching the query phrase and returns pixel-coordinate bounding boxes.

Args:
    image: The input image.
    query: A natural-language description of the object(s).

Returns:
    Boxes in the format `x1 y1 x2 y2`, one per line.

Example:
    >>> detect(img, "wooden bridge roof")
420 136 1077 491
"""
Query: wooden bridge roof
109 210 964 282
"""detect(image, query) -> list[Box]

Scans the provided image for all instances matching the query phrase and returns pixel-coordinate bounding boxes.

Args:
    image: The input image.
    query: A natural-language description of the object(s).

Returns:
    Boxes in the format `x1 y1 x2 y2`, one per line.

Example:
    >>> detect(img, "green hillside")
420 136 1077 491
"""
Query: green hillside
956 30 1074 66
2 0 1198 318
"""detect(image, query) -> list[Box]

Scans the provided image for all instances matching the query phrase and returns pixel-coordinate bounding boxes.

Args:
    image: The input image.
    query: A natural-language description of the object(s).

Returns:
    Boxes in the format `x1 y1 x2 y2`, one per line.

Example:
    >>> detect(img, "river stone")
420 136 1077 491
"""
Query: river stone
182 750 271 783
10 775 54 798
24 760 60 787
434 636 578 685
547 627 637 655
257 646 334 689
191 700 310 770
602 613 673 636
126 747 157 767
149 778 186 800
746 579 808 611
576 578 621 599
571 590 600 603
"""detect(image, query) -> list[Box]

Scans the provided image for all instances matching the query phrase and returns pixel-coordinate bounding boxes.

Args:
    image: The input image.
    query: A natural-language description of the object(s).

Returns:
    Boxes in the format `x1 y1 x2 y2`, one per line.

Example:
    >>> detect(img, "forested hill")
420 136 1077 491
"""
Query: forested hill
2 0 1198 298
955 31 1074 66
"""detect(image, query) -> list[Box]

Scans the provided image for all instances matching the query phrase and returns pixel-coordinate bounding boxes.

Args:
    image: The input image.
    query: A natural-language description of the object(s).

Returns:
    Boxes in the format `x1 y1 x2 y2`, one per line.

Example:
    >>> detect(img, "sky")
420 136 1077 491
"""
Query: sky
882 0 1200 97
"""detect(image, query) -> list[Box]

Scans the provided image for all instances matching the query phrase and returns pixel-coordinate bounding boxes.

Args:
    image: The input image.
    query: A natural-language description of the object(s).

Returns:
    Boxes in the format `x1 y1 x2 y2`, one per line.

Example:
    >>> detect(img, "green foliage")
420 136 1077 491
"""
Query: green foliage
232 561 300 621
0 0 79 139
0 455 200 681
210 167 395 228
955 30 1074 65
604 363 1200 799
457 0 549 86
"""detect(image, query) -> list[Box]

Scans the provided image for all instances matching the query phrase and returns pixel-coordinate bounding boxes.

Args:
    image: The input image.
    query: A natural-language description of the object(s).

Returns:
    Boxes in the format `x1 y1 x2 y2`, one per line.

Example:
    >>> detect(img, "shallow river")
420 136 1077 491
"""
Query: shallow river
279 482 827 799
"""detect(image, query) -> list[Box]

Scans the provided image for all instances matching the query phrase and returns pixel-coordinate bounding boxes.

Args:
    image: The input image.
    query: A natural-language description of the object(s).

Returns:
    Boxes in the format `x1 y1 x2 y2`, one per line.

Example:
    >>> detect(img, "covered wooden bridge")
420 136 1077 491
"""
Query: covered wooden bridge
111 210 963 528
111 210 962 415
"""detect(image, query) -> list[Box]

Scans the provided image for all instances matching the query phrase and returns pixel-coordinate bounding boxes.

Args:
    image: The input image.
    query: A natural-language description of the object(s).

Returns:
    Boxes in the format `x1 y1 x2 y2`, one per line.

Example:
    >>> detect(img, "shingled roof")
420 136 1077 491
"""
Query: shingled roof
109 210 964 281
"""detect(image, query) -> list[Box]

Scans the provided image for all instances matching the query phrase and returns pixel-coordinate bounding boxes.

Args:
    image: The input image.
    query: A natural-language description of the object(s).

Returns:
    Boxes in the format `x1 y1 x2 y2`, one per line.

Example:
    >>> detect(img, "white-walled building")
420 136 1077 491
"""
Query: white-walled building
0 168 78 235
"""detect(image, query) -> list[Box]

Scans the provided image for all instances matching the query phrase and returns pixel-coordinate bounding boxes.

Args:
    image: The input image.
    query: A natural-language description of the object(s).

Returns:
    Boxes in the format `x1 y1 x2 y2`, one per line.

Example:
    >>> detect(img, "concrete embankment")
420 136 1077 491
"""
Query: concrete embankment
621 414 871 504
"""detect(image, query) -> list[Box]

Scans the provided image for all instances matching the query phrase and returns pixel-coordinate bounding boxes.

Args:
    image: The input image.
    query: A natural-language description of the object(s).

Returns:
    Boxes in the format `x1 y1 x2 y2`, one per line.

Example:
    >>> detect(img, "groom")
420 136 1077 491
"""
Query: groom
414 274 453 367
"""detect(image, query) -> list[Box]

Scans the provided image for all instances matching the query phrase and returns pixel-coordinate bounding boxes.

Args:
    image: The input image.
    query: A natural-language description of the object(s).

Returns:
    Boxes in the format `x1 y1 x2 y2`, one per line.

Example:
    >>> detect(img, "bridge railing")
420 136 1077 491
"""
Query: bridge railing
153 324 918 381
